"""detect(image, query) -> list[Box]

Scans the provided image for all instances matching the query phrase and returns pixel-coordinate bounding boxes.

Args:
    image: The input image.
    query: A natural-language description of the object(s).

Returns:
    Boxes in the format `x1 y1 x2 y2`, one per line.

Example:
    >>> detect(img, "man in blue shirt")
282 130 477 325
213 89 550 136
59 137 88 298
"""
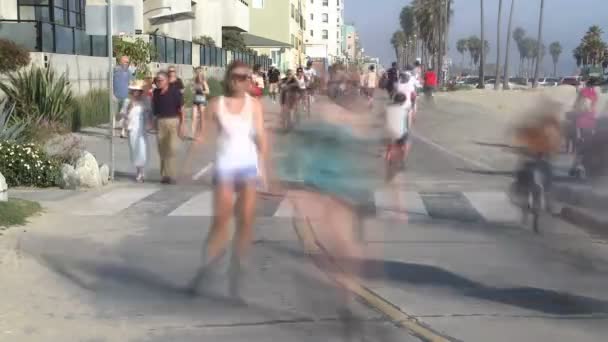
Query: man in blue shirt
114 55 134 138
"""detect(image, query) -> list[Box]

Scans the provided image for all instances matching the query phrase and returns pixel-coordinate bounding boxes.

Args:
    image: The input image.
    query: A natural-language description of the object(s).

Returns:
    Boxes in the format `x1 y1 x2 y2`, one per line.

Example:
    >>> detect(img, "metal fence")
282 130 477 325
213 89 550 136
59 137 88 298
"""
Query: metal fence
0 20 107 57
0 20 272 68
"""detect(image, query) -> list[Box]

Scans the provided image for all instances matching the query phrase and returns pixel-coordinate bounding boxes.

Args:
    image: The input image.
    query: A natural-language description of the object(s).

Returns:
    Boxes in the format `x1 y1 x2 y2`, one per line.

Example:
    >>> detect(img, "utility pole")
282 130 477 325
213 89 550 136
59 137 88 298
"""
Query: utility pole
107 0 115 180
532 0 545 88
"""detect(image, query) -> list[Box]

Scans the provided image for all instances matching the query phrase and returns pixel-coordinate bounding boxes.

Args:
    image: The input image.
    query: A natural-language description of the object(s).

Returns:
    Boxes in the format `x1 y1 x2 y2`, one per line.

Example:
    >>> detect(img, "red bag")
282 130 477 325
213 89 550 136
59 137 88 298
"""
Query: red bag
250 86 263 97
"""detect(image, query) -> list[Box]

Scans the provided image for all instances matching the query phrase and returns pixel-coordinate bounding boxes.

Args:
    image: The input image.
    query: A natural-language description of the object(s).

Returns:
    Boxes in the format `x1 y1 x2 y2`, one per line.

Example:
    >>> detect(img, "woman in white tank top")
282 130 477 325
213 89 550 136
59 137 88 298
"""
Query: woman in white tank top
188 61 268 300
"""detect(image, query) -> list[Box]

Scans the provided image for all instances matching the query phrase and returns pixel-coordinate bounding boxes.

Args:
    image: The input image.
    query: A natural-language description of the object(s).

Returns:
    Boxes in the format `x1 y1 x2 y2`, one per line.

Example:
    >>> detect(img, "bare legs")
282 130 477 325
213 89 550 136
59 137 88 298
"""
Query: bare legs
189 180 257 298
192 104 206 138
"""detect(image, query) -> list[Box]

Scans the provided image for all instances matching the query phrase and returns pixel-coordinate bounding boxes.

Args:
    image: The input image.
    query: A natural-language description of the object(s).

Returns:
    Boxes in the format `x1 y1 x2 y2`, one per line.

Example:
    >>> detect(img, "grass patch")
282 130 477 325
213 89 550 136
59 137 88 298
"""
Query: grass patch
0 199 42 229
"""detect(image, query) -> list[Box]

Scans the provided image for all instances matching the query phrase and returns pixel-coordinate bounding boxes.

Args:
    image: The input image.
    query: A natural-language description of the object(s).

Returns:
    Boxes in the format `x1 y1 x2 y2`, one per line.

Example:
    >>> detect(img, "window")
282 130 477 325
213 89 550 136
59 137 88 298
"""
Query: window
337 31 339 38
337 0 340 5
291 4 295 18
322 13 328 23
322 30 328 39
310 30 313 37
252 0 264 8
295 10 300 23
323 0 328 6
18 0 86 29
291 34 295 47
310 13 313 20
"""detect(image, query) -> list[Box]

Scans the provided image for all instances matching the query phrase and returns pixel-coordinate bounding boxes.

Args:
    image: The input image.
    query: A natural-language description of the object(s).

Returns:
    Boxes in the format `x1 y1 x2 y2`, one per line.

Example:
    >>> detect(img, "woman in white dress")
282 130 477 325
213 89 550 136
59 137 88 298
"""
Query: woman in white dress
125 80 148 182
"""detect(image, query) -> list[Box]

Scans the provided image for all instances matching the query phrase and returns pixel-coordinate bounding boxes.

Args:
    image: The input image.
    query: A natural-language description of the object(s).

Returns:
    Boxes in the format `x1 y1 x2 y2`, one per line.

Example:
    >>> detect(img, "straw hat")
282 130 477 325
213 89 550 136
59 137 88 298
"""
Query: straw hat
128 79 145 91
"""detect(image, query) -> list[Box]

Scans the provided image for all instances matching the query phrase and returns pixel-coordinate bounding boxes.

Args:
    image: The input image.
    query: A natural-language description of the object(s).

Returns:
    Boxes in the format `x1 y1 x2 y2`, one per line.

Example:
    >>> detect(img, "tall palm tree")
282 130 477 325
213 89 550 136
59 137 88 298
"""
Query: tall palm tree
532 0 545 88
513 27 526 76
400 6 416 66
494 0 503 90
478 0 485 89
467 36 482 67
549 41 562 76
503 0 515 89
391 31 407 68
457 38 468 69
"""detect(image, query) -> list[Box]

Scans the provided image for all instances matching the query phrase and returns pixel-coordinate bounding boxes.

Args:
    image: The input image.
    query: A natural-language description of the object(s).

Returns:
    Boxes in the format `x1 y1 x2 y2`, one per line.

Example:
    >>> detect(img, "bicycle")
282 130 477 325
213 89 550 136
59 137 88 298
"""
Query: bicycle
509 151 552 233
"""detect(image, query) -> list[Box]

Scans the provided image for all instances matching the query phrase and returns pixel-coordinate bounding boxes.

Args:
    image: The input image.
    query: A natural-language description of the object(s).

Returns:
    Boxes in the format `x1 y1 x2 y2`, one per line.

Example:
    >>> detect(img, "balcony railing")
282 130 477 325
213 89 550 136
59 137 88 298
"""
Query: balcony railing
0 20 108 57
1 20 272 69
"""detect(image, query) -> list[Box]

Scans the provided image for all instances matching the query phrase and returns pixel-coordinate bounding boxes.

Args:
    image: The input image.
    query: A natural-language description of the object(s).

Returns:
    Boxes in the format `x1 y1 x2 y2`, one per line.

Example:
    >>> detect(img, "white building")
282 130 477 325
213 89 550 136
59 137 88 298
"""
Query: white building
304 0 344 64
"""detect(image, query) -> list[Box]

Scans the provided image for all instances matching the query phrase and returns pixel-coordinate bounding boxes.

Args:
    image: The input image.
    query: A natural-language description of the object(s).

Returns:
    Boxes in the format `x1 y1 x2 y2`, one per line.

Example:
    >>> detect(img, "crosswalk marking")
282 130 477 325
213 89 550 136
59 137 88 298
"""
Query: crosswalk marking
70 188 160 216
34 185 527 226
274 197 295 217
463 191 521 223
374 190 428 221
168 191 214 216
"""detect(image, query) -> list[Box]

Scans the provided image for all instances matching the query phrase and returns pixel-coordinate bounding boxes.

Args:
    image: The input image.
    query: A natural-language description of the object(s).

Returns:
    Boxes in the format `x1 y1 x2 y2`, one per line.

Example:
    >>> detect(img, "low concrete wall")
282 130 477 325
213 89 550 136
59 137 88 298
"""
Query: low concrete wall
20 53 226 96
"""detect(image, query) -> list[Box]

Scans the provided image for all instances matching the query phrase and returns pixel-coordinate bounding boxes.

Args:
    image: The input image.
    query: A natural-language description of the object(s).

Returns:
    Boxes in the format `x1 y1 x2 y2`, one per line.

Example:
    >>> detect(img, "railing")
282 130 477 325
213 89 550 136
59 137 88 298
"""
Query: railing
149 35 192 65
0 20 107 56
0 20 272 69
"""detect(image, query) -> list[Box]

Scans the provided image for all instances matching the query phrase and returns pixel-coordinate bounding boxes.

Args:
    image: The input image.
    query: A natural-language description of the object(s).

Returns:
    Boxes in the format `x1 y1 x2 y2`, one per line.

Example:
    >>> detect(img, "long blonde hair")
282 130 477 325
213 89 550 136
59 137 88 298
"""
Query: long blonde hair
194 67 206 84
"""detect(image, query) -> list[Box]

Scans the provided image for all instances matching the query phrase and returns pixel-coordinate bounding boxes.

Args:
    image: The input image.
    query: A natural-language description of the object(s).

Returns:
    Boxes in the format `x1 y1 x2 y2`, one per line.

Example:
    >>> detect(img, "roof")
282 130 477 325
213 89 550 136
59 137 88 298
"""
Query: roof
243 33 292 48
148 11 195 25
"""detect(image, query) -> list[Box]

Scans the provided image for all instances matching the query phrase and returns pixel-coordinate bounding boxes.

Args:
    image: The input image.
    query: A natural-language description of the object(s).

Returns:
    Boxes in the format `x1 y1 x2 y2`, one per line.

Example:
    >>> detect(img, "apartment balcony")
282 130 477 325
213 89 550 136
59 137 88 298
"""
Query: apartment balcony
222 0 250 32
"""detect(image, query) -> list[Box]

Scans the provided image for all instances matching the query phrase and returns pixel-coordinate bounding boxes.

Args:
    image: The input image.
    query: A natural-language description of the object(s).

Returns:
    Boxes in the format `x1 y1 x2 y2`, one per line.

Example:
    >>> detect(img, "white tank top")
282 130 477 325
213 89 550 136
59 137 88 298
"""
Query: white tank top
215 95 258 172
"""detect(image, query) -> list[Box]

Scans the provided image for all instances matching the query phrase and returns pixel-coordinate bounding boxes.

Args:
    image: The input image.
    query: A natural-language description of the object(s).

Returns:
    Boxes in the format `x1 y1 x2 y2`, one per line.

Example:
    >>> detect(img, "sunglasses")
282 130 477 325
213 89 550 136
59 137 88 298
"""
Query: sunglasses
231 73 251 82
168 70 176 73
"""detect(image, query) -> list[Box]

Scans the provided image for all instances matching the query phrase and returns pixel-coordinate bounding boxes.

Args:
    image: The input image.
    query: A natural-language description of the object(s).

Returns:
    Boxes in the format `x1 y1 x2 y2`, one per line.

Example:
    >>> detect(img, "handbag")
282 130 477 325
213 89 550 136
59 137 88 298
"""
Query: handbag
194 94 206 104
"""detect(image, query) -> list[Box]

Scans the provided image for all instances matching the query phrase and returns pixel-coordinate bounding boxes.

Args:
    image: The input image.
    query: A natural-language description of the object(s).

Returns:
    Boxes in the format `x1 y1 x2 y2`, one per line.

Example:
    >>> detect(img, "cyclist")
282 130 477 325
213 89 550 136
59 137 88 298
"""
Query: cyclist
386 62 399 98
304 60 317 103
510 108 562 213
279 70 301 129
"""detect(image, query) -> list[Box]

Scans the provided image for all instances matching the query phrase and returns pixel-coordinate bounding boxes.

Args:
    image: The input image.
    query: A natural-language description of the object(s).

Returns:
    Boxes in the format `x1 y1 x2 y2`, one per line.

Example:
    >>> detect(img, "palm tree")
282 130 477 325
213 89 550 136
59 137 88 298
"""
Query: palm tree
391 31 407 68
503 0 515 89
512 27 526 76
478 0 485 89
532 0 545 88
468 36 482 67
457 38 468 69
522 37 536 77
494 0 503 90
549 41 562 76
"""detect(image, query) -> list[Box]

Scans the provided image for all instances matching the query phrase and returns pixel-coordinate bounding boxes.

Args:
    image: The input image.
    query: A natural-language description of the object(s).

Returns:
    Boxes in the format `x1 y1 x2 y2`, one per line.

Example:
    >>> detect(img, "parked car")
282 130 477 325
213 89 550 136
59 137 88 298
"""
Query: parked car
509 77 529 86
537 77 560 87
561 76 582 87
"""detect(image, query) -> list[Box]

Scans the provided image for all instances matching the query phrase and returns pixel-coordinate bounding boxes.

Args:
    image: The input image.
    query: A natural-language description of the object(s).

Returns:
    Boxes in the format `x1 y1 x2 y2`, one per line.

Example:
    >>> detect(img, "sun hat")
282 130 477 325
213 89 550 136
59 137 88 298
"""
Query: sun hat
128 79 145 91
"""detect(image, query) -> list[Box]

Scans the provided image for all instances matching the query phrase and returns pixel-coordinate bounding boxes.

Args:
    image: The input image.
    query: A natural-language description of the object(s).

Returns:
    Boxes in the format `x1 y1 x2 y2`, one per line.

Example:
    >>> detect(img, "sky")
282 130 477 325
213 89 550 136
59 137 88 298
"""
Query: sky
345 0 608 76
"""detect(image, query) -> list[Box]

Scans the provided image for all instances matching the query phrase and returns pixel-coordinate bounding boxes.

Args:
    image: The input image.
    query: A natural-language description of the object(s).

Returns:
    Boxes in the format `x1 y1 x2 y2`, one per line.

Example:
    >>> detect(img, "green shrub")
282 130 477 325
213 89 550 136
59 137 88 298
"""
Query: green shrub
0 101 27 142
0 65 73 124
207 78 223 98
0 38 31 74
0 141 60 187
70 89 110 131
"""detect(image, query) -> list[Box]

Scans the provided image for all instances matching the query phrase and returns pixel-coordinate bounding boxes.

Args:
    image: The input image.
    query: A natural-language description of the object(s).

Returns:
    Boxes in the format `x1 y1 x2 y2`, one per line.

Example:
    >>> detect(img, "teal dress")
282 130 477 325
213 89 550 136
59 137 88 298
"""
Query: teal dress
275 121 379 208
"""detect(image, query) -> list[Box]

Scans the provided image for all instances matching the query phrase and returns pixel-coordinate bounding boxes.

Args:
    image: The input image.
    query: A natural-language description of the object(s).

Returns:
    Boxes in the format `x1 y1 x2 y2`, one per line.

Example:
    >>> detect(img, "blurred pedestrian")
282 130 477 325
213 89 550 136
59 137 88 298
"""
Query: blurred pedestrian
268 65 281 104
125 80 148 183
114 55 135 138
152 71 185 184
192 67 210 138
251 64 265 98
188 61 269 300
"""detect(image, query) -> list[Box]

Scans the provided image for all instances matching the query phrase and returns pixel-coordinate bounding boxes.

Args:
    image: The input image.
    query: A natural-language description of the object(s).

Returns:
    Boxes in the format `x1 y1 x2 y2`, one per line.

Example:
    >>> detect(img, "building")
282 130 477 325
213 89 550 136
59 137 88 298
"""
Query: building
305 0 345 64
341 24 358 62
248 0 306 71
0 0 271 94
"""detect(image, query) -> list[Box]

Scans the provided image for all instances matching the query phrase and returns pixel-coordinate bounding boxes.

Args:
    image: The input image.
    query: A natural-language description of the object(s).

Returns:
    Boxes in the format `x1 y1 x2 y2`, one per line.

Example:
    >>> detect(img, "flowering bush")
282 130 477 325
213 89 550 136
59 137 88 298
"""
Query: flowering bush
0 141 60 187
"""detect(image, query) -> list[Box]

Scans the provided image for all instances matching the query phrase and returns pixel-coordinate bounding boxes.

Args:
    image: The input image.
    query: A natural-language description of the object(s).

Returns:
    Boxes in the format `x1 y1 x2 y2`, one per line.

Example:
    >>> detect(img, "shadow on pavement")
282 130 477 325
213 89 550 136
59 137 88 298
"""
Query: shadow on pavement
269 244 608 316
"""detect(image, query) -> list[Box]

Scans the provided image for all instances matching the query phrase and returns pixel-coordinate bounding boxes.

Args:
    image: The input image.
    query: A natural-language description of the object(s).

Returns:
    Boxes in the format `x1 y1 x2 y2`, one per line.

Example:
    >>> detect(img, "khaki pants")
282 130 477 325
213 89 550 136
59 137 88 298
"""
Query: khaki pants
157 117 180 179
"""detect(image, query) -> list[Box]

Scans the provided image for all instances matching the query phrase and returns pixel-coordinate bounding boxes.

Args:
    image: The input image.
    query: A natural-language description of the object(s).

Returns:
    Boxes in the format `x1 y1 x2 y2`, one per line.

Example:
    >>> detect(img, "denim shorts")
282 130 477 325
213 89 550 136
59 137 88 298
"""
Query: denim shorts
213 166 258 189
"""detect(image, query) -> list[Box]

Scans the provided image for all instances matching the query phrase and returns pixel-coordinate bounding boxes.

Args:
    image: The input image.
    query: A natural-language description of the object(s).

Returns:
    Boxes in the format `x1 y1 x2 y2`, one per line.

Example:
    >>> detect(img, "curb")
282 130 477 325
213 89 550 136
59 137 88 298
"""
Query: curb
292 216 454 342
560 206 608 233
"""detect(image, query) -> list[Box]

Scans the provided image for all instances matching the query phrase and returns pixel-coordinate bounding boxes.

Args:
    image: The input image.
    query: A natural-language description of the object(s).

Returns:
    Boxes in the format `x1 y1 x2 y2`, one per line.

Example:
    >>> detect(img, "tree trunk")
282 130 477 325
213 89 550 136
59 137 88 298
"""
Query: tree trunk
532 0 545 88
478 0 486 89
503 0 515 89
495 0 503 90
553 62 557 77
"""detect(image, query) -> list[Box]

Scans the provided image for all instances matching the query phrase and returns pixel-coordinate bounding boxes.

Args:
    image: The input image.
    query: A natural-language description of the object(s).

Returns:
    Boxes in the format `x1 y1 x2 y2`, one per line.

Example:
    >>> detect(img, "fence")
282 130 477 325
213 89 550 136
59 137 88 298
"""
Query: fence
0 20 107 57
0 21 272 69
199 46 272 69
